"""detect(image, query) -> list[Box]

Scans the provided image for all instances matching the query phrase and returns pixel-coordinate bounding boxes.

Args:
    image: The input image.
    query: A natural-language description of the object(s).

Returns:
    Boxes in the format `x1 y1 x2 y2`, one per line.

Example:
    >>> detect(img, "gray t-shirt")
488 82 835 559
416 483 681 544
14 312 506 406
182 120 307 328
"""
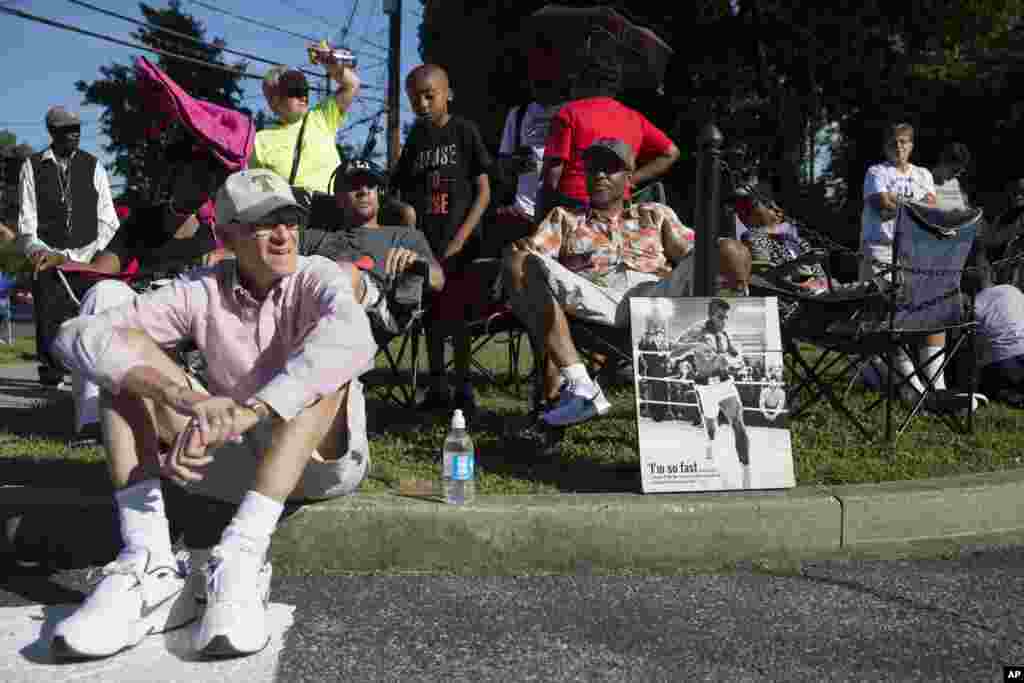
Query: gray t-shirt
974 284 1024 367
298 225 436 306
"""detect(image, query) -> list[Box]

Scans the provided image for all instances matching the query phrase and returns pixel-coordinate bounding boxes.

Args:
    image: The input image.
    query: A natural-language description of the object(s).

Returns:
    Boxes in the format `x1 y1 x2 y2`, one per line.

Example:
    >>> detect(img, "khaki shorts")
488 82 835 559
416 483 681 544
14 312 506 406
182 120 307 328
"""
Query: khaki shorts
525 254 694 327
167 373 370 505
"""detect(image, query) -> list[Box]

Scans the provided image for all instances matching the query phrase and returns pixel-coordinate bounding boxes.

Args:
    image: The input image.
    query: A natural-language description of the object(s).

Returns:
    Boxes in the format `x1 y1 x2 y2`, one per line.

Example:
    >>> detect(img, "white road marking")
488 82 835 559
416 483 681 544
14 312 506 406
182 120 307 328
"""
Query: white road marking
0 602 295 682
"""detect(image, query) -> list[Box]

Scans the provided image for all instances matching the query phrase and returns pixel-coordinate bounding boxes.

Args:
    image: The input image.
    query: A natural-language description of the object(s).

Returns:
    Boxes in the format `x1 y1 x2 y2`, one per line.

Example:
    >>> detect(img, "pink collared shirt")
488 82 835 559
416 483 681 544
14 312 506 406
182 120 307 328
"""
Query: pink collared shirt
53 255 376 420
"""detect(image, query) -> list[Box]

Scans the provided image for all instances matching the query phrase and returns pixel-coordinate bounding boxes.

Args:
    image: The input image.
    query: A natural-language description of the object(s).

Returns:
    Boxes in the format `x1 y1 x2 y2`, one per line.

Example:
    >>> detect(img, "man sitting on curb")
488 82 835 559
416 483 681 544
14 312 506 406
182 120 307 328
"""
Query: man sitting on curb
50 168 376 660
502 138 699 427
299 158 445 332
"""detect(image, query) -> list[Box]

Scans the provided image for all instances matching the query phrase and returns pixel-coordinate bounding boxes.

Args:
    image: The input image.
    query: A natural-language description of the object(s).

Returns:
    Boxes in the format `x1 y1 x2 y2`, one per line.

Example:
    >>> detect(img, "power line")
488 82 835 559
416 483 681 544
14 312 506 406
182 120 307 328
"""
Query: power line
360 36 389 53
341 108 388 134
66 0 328 82
2 5 256 80
185 0 381 62
0 116 103 126
0 5 344 94
275 0 334 28
186 0 319 43
337 0 361 46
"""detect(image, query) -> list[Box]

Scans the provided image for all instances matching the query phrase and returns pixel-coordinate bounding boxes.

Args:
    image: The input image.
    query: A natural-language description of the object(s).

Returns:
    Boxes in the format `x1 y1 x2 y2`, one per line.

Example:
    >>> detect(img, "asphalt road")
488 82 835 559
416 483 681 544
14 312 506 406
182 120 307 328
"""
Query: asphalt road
1 545 1022 682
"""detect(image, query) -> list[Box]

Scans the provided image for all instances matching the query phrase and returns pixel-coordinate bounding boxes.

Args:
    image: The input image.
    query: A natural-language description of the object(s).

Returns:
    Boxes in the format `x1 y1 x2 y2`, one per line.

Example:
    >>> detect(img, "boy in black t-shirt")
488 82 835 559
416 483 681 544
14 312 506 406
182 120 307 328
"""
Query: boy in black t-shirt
392 64 491 415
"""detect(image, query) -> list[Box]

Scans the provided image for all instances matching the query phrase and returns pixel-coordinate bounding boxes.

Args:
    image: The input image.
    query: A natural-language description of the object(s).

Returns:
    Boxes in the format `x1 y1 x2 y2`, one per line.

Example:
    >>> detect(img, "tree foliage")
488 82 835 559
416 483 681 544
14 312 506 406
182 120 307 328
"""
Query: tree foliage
420 0 1024 238
75 0 248 200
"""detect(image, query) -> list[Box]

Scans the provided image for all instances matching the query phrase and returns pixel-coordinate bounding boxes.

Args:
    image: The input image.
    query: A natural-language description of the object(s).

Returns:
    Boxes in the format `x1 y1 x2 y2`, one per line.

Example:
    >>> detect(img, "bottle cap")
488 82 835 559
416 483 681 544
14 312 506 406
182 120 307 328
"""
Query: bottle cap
451 409 466 429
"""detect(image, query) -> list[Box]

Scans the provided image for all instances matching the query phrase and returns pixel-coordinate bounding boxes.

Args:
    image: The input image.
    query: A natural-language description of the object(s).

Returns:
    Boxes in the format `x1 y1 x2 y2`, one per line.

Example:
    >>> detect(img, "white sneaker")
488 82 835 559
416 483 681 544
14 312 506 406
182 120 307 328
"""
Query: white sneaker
541 379 612 427
51 550 196 659
194 545 273 658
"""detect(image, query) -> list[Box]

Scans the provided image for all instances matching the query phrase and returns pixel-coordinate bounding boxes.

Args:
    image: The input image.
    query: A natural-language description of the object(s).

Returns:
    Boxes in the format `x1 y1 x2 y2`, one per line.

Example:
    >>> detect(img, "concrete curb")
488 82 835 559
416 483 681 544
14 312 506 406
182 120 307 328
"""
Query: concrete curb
831 468 1024 547
3 469 1024 572
271 489 841 573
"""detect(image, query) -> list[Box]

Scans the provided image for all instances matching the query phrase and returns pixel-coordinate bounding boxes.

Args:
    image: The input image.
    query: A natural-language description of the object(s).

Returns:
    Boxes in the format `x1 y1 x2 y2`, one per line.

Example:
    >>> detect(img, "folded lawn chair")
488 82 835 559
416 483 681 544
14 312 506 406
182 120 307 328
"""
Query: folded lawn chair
750 202 982 443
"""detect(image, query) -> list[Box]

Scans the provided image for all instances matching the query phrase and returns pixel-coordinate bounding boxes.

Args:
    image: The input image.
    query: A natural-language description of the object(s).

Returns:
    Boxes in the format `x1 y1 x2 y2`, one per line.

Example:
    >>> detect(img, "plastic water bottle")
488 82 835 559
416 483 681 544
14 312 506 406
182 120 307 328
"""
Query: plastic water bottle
442 409 475 505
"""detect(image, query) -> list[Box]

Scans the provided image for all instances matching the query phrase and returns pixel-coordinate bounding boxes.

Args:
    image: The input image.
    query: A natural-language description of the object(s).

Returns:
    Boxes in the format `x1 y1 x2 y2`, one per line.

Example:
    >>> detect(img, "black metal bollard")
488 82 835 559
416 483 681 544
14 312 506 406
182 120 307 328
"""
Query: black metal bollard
694 123 723 296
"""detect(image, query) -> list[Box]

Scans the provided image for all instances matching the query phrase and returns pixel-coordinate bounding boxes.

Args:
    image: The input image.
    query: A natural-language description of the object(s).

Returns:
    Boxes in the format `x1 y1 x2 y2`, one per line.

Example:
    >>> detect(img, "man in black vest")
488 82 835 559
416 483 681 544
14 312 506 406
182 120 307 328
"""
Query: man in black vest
16 106 119 385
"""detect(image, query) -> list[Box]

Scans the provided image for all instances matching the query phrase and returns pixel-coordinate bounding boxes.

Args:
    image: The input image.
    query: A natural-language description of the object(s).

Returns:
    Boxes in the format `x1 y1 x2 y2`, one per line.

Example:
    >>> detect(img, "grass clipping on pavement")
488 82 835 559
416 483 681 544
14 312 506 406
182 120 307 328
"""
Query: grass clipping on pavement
1 335 1022 494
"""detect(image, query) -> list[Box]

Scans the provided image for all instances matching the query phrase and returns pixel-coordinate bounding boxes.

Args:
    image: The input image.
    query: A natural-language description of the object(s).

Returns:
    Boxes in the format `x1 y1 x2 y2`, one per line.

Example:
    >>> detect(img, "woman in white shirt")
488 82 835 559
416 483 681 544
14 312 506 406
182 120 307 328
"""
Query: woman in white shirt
860 122 937 280
860 123 956 405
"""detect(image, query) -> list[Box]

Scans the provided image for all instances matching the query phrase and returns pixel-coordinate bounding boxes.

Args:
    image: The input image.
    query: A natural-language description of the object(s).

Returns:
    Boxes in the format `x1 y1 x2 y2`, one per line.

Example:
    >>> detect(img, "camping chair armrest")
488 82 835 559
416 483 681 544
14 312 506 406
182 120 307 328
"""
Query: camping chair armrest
769 248 829 279
408 260 430 278
632 181 667 205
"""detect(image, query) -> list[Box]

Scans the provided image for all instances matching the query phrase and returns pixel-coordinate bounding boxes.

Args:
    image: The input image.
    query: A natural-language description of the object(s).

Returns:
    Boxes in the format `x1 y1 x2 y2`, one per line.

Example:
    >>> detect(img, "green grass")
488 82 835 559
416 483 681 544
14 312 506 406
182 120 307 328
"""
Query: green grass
1 332 1022 496
0 336 36 366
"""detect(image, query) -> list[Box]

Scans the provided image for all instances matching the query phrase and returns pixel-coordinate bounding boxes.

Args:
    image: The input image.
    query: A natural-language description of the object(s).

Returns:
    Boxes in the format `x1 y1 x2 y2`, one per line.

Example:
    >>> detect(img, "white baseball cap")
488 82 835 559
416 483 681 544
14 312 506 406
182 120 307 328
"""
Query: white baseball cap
214 168 307 225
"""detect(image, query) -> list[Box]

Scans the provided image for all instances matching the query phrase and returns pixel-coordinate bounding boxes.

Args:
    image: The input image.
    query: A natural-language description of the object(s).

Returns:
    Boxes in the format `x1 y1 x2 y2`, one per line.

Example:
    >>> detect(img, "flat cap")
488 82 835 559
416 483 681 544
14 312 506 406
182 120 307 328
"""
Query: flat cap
45 106 81 128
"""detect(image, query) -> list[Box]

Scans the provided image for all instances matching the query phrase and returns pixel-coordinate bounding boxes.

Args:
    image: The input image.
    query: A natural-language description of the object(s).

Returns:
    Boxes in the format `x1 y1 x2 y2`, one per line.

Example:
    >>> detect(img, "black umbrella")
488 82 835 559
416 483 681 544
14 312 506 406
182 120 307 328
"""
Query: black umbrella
525 5 674 93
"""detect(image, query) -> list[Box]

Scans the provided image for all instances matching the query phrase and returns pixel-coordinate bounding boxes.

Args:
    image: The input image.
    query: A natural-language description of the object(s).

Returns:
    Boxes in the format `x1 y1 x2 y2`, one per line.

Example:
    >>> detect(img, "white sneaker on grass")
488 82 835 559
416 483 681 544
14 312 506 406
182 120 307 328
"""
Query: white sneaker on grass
194 544 273 658
51 550 196 659
541 379 612 427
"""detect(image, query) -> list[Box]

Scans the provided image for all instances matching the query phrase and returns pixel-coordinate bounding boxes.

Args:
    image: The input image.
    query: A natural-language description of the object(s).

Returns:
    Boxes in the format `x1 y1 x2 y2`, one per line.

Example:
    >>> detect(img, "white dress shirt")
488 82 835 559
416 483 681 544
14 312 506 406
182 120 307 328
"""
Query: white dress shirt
16 148 119 261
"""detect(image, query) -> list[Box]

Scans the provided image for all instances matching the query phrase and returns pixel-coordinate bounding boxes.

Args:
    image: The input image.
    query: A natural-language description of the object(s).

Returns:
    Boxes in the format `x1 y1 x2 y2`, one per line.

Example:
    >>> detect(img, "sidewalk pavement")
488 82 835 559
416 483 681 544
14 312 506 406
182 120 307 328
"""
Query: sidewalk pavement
2 362 1024 573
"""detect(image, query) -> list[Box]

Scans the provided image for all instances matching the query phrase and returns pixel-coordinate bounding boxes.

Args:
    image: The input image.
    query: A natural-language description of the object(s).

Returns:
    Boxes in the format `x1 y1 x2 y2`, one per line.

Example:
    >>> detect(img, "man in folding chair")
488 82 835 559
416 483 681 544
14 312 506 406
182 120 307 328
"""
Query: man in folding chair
298 158 445 405
503 138 696 427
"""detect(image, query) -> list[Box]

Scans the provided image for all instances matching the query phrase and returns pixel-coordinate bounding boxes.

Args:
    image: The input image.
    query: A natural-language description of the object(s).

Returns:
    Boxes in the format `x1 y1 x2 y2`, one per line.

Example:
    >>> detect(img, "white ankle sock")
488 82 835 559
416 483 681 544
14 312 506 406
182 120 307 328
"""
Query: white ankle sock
920 345 947 391
221 490 284 560
561 363 592 385
894 352 926 396
114 478 174 563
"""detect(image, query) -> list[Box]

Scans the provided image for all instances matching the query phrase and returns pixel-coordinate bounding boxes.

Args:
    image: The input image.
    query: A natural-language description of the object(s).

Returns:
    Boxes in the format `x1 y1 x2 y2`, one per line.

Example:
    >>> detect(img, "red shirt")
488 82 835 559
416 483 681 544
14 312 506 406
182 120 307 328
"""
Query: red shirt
543 97 674 203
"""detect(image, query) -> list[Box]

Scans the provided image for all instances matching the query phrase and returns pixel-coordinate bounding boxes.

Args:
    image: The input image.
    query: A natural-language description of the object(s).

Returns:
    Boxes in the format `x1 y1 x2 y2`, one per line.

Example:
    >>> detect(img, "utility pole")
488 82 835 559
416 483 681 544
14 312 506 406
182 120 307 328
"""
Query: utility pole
384 0 402 171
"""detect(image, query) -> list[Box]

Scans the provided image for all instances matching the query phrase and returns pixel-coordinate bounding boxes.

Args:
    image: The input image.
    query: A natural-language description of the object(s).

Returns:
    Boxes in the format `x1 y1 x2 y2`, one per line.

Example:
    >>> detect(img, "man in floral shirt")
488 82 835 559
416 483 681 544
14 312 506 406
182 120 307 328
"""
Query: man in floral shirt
502 138 697 427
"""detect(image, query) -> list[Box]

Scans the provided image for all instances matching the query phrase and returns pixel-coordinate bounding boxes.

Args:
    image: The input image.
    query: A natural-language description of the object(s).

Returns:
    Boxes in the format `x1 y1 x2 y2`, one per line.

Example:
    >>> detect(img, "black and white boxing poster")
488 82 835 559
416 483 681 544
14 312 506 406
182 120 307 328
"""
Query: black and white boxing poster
630 296 795 493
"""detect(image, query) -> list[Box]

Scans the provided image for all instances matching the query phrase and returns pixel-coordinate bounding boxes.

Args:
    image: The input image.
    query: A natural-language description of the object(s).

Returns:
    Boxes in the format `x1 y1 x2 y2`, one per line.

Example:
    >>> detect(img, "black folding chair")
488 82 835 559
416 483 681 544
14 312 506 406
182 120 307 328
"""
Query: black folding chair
750 202 982 443
360 261 429 409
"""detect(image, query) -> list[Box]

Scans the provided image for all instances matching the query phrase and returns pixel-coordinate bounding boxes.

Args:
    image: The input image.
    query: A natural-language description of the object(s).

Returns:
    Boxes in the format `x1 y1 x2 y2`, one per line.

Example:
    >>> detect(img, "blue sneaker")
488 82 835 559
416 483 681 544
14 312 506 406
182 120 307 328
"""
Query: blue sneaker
541 379 611 427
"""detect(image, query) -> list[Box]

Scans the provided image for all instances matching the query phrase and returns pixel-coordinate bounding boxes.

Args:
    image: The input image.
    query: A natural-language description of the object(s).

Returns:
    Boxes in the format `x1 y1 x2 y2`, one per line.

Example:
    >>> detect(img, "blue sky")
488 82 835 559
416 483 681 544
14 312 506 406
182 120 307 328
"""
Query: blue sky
0 0 424 188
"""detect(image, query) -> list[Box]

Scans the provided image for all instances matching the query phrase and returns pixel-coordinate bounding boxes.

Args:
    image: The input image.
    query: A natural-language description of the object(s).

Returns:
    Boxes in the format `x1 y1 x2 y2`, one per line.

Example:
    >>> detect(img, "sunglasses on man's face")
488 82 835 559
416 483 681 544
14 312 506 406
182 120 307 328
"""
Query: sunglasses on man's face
240 222 301 240
584 158 628 175
50 125 81 136
344 174 380 190
284 87 308 100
